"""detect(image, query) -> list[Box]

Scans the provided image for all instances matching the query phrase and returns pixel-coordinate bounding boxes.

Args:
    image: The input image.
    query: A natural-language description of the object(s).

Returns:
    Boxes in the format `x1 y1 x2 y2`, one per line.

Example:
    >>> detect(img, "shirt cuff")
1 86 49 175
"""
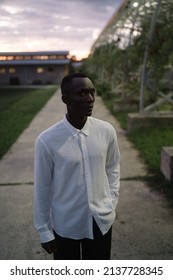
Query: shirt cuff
39 229 55 243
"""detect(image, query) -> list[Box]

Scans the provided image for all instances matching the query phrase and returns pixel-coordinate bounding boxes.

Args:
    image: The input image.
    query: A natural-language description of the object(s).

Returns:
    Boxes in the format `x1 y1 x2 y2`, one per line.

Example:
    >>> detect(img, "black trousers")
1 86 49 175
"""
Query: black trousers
53 219 112 260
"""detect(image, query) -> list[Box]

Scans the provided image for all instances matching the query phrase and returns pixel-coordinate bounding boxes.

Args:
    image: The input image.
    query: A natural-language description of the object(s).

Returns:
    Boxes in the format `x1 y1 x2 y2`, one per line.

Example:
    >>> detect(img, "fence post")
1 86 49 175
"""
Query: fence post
139 0 162 113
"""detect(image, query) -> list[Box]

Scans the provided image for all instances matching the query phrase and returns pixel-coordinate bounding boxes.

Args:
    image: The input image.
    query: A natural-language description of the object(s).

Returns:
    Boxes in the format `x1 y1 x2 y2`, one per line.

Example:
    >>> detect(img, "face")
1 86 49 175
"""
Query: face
63 77 96 117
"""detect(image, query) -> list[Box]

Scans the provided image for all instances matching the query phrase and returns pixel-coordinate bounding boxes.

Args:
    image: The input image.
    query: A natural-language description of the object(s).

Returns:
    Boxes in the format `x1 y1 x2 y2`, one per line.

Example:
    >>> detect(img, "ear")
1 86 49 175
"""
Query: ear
61 95 68 105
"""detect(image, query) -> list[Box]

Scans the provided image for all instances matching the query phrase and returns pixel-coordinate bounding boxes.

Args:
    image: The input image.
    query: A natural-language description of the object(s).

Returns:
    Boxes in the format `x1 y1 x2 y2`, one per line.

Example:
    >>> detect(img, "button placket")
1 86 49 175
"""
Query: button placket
78 133 92 196
78 132 93 237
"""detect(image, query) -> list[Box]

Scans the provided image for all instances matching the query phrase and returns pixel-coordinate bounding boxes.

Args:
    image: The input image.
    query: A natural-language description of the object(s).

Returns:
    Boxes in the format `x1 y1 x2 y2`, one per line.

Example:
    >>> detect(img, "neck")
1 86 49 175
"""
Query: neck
66 112 87 130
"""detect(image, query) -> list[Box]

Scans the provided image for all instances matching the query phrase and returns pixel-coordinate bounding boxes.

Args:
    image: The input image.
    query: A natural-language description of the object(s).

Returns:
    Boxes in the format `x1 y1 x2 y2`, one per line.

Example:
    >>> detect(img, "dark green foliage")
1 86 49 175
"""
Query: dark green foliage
83 1 173 105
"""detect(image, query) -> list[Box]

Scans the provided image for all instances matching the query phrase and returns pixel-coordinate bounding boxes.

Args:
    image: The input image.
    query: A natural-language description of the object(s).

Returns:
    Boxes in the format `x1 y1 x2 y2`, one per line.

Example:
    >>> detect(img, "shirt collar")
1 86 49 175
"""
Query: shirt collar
63 115 90 136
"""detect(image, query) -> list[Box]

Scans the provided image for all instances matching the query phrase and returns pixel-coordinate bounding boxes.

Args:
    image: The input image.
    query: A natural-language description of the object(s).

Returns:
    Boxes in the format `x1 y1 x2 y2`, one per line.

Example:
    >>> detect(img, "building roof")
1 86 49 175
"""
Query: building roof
0 50 70 66
0 59 70 66
0 50 69 56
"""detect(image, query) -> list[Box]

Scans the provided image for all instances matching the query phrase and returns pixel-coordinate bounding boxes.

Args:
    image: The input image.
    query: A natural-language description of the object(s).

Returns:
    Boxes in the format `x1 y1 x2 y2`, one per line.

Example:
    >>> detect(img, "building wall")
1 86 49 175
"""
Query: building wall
0 64 69 85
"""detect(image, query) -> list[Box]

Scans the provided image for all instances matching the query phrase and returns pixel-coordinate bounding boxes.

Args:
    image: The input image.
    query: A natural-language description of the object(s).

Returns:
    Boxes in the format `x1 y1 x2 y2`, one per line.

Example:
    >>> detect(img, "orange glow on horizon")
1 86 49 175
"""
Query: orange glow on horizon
69 50 90 61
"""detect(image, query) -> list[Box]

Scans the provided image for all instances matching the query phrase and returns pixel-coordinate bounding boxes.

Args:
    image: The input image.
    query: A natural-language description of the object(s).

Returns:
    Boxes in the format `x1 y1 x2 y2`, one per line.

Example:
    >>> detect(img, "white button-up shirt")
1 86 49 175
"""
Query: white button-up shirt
34 116 120 243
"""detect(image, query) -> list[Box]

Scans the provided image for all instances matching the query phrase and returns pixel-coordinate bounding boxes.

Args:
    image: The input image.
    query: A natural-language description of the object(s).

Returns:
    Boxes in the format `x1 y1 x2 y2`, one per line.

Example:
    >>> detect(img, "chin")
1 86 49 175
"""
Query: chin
86 112 92 117
79 109 93 117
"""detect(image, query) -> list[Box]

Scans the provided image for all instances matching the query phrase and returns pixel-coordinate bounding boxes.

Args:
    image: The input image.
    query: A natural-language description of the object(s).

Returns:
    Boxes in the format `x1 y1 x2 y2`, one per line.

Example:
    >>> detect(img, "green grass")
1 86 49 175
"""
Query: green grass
104 97 173 174
0 86 57 159
103 97 173 205
128 126 173 205
104 98 136 130
128 126 173 174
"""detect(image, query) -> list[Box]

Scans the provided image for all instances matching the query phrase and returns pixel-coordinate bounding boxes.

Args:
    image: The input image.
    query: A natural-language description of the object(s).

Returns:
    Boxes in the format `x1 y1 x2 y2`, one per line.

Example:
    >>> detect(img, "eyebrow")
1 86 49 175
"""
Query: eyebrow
79 87 95 91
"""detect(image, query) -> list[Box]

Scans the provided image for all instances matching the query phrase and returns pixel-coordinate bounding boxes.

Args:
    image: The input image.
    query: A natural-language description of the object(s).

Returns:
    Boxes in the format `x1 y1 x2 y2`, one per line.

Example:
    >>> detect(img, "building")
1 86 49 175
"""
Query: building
0 51 70 85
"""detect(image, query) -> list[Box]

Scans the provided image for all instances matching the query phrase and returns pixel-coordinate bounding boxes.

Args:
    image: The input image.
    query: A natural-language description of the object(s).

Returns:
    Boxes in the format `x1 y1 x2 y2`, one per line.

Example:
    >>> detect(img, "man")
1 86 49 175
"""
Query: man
34 73 120 260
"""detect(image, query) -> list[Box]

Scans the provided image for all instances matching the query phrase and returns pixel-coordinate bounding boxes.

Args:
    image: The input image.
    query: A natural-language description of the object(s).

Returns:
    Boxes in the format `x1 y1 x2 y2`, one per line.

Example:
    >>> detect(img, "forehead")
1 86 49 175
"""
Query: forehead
71 77 94 90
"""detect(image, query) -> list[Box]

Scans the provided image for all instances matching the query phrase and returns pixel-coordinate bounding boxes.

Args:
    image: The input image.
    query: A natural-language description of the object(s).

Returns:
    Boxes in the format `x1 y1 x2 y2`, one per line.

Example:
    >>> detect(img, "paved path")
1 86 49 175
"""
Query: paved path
0 89 173 260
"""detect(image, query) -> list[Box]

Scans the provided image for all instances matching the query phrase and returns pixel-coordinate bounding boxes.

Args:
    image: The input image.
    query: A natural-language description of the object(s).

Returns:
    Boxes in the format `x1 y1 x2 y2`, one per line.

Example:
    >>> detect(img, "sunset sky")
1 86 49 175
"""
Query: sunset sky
0 0 124 60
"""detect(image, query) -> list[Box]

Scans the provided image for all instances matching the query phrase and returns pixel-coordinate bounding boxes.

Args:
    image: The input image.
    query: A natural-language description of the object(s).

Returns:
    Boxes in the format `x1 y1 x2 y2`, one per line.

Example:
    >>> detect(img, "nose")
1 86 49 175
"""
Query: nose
86 93 95 103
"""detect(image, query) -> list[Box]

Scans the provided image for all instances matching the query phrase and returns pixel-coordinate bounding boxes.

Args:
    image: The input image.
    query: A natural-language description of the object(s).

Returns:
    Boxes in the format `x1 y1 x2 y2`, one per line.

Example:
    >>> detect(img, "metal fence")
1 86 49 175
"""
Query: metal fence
84 0 173 113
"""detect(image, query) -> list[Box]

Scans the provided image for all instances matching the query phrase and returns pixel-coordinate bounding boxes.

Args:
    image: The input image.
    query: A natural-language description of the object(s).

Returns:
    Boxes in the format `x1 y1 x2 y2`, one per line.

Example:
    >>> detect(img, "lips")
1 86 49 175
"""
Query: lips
86 106 93 111
83 106 93 116
87 104 94 109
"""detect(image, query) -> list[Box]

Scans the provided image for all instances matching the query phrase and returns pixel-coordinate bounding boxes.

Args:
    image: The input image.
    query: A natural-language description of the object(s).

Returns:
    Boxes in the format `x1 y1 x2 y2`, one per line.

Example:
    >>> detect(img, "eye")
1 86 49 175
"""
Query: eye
78 89 96 97
80 91 86 96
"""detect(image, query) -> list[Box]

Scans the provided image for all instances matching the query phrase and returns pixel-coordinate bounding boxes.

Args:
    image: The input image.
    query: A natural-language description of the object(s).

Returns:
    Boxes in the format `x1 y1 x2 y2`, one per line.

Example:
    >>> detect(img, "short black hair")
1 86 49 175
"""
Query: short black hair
61 72 88 96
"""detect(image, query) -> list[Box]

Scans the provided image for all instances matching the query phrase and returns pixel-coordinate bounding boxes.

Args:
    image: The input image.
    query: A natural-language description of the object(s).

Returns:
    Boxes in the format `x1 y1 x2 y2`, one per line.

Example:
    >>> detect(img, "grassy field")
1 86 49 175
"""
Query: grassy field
104 97 173 205
0 86 57 159
128 126 173 174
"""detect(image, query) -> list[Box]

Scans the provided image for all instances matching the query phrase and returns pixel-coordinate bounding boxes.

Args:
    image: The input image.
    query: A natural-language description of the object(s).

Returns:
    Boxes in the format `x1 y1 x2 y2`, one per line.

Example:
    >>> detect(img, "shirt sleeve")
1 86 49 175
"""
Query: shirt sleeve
106 125 121 210
34 137 55 243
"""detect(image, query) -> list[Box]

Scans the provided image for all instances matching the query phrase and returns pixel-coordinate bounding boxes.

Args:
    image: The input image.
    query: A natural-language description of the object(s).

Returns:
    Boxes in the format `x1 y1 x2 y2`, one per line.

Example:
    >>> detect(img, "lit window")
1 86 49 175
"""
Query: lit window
40 55 48 60
0 68 6 74
33 56 48 60
7 56 14 60
15 56 23 60
24 56 31 60
0 56 7 61
57 55 65 59
9 68 16 74
37 67 44 73
49 55 57 59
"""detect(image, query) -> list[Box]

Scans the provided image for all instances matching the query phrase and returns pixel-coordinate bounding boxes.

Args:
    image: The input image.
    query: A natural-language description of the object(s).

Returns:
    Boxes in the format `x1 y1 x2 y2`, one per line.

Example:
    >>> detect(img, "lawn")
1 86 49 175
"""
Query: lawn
103 97 173 204
0 86 57 159
127 124 173 204
128 126 173 174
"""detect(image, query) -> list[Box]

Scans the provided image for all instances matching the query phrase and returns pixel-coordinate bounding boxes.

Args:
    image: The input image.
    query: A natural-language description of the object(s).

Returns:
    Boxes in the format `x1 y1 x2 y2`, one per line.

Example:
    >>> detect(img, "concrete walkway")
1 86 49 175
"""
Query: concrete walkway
0 89 173 260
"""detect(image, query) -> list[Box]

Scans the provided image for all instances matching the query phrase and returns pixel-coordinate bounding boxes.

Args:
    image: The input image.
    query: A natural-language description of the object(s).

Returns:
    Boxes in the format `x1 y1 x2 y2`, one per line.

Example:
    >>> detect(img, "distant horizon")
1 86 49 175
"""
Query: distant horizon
0 49 89 61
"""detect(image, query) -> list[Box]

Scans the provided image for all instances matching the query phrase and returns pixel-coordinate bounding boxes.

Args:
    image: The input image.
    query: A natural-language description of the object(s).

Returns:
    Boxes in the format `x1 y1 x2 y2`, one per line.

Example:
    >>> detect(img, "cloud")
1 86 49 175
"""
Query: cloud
0 0 123 59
